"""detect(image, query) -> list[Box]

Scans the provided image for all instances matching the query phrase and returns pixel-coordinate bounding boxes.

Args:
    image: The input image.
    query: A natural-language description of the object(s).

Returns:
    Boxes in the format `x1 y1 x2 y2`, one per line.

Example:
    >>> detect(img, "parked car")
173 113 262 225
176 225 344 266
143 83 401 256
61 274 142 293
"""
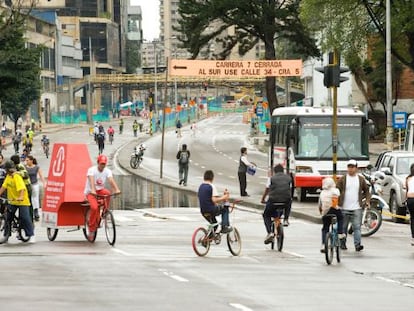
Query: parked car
374 151 414 222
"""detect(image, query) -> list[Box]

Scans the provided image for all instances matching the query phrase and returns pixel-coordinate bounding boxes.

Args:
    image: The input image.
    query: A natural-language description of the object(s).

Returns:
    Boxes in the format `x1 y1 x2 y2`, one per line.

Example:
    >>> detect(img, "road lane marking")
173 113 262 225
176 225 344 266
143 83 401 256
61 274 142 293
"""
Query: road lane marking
159 269 189 282
283 251 305 258
112 248 133 257
229 303 253 311
376 276 414 288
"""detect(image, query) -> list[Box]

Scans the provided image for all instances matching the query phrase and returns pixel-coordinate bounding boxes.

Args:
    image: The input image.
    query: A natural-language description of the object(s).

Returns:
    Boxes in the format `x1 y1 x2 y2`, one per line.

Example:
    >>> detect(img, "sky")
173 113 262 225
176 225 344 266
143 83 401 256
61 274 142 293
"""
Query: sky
130 0 160 41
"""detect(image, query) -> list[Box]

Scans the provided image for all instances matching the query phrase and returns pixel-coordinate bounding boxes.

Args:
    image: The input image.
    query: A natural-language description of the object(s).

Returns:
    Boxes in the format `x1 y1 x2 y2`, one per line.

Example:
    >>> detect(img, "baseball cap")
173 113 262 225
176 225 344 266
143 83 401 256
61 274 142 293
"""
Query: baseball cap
97 154 108 164
347 159 358 167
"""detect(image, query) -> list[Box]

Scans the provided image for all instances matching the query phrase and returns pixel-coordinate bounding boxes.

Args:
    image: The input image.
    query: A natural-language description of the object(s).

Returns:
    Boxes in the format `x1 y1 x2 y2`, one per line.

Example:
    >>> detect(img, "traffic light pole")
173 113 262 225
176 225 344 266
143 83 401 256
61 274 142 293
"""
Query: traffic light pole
331 50 338 180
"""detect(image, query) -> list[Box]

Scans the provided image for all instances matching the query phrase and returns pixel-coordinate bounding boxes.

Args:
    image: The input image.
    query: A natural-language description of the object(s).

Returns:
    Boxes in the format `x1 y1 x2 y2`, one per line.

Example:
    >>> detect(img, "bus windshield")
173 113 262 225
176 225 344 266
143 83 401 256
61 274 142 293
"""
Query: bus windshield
297 116 368 159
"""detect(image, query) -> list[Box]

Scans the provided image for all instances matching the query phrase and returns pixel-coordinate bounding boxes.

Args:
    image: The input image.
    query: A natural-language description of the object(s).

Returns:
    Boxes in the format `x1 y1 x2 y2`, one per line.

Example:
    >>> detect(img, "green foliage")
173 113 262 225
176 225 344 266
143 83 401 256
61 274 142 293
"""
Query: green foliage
0 10 42 124
300 0 414 113
126 40 141 74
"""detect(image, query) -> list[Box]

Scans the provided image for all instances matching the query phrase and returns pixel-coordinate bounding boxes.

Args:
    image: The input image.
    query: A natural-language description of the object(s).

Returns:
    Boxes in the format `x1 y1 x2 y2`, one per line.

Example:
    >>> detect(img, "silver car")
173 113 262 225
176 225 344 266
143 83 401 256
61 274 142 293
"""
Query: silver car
374 151 413 222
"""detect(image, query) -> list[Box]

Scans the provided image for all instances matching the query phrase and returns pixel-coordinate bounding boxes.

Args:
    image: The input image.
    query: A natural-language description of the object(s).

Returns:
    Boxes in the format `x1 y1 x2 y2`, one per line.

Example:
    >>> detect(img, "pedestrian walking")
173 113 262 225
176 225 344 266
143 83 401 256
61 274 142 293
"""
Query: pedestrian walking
405 163 414 246
176 144 190 186
190 122 197 137
336 159 371 252
238 147 254 197
133 120 139 137
119 118 124 134
25 156 46 222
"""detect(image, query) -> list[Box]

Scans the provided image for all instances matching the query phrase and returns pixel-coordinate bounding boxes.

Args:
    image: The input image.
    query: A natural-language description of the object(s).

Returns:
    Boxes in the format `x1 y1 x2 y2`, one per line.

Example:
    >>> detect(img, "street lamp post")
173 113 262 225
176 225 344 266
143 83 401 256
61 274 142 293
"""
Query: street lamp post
87 36 93 125
153 40 158 114
174 48 178 107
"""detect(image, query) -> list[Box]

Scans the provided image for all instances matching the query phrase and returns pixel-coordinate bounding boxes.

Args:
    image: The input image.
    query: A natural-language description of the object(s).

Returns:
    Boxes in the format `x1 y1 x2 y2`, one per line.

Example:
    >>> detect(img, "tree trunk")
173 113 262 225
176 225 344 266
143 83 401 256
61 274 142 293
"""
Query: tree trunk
264 33 278 115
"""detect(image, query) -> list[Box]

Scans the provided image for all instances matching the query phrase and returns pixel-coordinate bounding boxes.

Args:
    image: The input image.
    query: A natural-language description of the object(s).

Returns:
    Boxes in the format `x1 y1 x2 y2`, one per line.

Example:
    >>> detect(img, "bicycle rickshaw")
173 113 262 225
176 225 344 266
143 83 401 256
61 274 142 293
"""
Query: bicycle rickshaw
42 143 116 245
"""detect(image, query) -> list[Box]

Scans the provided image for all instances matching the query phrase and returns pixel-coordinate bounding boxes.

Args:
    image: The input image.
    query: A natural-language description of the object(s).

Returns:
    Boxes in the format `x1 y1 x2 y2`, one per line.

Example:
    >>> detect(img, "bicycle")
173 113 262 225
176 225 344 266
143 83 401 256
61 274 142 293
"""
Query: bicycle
192 200 242 257
268 203 285 251
82 193 118 246
0 197 30 243
324 214 341 265
108 133 114 144
43 143 50 158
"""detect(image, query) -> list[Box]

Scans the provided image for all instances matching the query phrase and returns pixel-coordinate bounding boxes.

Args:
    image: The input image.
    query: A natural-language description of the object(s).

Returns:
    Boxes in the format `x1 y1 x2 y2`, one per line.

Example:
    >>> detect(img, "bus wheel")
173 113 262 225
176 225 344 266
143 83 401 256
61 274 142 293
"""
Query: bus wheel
296 187 307 202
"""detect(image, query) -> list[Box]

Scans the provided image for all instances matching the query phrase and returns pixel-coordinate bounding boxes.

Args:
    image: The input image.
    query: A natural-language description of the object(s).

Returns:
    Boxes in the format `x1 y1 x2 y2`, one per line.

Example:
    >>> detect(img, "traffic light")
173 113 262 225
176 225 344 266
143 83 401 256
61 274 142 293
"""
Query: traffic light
315 64 350 88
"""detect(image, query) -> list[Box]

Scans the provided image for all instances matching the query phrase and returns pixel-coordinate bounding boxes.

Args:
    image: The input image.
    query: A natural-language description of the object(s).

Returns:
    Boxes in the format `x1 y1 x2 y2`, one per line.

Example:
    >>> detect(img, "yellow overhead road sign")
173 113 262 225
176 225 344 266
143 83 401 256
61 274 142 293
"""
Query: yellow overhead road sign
169 59 302 78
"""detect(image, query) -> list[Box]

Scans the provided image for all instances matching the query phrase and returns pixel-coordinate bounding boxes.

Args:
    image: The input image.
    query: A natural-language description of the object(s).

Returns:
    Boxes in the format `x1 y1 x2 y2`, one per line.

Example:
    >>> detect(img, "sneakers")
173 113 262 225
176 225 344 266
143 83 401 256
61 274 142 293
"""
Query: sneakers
283 219 289 227
28 236 36 243
264 233 274 244
34 209 40 222
221 226 233 234
355 244 364 252
340 240 348 250
320 244 325 253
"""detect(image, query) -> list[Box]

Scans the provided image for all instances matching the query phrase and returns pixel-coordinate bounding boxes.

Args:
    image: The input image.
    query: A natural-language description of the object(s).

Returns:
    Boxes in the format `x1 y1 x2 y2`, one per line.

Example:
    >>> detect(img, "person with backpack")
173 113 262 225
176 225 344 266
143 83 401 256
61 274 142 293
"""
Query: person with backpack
96 125 106 155
176 144 190 186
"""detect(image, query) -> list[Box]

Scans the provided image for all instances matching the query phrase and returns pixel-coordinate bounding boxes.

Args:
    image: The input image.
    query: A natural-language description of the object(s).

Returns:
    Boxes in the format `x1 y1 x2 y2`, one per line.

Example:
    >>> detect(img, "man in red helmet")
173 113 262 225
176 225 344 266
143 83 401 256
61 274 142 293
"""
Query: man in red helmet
84 154 121 238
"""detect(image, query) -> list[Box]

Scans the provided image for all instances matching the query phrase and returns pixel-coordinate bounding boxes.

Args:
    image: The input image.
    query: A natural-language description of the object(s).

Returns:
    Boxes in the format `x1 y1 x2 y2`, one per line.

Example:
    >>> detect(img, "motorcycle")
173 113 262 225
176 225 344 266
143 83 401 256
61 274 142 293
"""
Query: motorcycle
348 167 389 237
130 144 146 169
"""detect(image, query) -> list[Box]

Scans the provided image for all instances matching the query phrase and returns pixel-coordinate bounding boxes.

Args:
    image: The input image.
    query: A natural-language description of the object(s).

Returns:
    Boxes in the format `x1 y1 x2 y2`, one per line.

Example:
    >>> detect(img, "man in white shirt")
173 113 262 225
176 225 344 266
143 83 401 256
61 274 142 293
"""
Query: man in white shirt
84 154 121 237
336 159 370 252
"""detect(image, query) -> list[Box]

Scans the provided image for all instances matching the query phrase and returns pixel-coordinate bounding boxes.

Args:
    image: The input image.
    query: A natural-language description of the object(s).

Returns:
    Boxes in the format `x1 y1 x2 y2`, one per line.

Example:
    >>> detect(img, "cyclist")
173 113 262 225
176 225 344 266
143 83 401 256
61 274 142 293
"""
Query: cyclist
197 170 232 233
318 177 345 253
83 154 121 239
96 125 105 155
260 164 293 244
41 134 50 154
107 125 115 143
0 160 35 243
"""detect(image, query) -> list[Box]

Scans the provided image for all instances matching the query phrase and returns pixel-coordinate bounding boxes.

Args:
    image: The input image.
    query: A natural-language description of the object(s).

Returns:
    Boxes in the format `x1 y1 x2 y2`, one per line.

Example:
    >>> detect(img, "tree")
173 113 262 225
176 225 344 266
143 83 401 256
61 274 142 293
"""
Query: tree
300 0 414 113
126 40 141 74
175 0 319 114
0 2 42 130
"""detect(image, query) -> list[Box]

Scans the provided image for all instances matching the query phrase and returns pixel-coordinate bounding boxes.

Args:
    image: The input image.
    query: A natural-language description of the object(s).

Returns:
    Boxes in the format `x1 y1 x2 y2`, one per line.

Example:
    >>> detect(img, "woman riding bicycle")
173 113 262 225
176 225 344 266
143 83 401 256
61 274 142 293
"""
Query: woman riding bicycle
261 164 293 244
318 177 345 253
84 155 121 240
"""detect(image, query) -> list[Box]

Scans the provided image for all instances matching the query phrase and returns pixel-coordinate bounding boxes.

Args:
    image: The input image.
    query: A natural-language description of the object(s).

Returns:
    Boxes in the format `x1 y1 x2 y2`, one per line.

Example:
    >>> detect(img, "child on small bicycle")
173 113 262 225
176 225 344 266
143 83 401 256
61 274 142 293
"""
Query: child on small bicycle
318 177 345 253
261 164 293 244
197 170 232 233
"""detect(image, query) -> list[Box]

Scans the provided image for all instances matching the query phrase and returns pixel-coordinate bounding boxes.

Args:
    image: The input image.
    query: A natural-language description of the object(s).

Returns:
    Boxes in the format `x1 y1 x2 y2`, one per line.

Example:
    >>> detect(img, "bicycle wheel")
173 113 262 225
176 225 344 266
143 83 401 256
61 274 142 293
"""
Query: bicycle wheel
276 223 284 252
324 232 334 265
47 228 58 241
18 225 30 242
335 238 341 263
130 156 139 169
361 208 382 237
137 157 143 168
83 208 97 242
192 227 210 256
227 227 242 256
270 222 275 250
104 210 116 246
45 146 49 158
0 215 6 243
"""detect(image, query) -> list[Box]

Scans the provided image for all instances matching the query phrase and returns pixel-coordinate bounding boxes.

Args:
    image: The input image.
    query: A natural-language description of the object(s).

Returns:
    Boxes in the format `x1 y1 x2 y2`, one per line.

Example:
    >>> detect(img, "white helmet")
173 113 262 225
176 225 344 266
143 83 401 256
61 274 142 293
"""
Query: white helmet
373 171 385 182
139 143 146 150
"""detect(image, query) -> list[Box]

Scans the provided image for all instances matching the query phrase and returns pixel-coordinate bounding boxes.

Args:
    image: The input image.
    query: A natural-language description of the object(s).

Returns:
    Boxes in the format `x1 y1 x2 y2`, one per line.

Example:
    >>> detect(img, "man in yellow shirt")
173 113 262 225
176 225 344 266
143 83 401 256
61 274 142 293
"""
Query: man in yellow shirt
0 160 35 243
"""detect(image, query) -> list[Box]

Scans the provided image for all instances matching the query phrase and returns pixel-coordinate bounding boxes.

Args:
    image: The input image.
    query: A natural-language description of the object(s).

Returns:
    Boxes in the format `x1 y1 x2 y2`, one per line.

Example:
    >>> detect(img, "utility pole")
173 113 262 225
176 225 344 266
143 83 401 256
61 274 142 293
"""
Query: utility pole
386 0 393 150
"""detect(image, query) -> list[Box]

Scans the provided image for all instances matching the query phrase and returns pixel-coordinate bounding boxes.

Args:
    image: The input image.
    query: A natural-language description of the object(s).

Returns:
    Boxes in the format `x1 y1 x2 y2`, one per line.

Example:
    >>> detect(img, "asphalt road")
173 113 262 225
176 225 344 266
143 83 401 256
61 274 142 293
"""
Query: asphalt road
0 116 413 310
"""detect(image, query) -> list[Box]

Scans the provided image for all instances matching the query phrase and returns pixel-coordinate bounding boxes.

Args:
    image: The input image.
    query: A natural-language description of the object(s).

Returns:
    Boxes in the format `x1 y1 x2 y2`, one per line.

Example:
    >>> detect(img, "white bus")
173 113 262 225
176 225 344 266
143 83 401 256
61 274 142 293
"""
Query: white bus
404 114 414 151
271 106 370 201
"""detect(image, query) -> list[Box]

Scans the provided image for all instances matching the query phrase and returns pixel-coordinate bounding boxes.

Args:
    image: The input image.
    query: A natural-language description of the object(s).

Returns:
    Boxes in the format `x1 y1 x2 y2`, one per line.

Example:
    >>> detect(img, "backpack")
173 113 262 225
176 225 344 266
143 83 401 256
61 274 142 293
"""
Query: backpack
179 151 188 164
